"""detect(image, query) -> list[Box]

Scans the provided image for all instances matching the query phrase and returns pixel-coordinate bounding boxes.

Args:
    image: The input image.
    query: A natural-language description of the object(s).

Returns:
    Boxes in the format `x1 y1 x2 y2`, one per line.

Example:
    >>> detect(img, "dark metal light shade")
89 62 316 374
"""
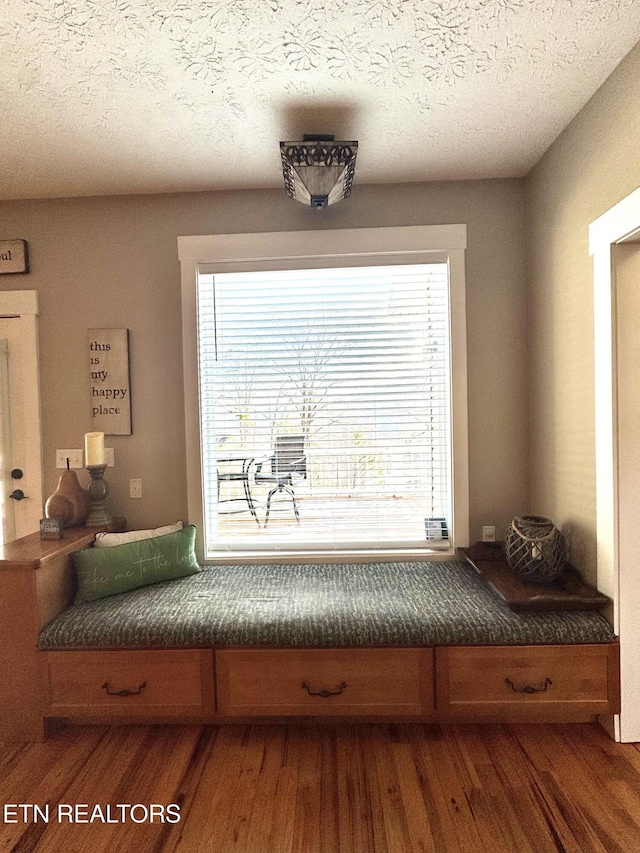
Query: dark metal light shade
280 135 358 208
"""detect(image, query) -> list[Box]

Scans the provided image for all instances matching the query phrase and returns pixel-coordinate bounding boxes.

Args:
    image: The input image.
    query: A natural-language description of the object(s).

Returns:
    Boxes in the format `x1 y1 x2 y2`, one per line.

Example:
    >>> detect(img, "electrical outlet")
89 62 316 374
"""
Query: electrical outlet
482 525 496 542
129 478 142 498
105 448 115 467
56 449 83 469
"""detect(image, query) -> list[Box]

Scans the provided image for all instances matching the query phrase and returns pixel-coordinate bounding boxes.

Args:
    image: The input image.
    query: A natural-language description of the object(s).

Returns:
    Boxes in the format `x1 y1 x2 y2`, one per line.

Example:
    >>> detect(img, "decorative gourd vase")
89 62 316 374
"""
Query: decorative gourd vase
504 515 566 585
45 470 91 527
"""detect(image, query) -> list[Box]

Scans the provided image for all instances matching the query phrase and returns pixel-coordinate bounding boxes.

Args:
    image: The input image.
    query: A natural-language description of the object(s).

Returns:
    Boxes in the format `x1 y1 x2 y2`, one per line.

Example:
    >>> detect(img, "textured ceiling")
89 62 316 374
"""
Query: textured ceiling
2 0 640 201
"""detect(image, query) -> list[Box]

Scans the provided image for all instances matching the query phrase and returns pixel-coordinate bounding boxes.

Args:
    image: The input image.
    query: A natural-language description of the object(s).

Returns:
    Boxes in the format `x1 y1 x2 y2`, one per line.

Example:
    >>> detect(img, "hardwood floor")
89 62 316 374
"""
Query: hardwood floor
1 722 640 852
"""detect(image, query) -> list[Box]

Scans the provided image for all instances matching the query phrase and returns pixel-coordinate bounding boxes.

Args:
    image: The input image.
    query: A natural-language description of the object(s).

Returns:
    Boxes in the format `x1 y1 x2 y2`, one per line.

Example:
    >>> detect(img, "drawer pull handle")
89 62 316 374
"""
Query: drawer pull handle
302 681 347 698
505 677 552 694
101 680 147 697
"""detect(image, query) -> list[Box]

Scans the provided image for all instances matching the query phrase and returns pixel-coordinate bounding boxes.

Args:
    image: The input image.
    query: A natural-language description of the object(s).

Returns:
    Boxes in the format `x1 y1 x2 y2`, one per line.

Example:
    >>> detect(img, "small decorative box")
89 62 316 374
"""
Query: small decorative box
40 517 64 539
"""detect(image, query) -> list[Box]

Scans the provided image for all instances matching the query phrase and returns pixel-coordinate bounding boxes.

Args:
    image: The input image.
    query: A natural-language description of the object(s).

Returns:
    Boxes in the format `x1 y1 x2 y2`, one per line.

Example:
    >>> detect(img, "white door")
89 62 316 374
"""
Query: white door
0 291 44 544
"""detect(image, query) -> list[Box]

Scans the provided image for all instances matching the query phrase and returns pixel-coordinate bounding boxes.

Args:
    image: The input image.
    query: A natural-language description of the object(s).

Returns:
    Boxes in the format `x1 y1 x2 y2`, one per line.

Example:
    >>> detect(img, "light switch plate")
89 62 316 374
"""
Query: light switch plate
56 449 83 469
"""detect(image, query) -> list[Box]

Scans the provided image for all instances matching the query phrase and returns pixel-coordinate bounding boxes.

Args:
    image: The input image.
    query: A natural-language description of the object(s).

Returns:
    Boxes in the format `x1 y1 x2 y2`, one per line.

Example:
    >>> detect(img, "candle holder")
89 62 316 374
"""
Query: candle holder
85 464 113 527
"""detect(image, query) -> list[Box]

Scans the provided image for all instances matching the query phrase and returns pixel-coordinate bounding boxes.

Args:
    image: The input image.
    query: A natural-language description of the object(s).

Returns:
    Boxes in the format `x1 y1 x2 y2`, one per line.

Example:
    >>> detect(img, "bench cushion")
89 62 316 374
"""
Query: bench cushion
38 561 615 650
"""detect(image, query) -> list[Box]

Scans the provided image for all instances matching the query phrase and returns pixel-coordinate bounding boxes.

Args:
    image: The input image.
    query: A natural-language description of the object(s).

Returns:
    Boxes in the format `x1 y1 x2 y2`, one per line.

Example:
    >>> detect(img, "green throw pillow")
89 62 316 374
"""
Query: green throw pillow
74 525 200 603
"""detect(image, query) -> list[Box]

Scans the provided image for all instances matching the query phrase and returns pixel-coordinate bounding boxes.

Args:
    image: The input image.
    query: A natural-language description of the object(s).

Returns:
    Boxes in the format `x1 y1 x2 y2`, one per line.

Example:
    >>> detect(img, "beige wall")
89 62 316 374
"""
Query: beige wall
526 42 640 583
0 178 528 541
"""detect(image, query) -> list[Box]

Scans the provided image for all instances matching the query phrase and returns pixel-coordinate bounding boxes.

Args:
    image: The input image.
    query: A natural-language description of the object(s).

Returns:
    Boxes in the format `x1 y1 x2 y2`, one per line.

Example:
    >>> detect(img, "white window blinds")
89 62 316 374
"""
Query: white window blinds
197 263 452 553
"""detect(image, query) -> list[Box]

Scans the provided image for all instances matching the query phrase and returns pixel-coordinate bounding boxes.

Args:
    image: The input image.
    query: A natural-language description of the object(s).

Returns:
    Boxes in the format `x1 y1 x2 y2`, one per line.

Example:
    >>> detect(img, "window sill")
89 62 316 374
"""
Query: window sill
203 547 456 565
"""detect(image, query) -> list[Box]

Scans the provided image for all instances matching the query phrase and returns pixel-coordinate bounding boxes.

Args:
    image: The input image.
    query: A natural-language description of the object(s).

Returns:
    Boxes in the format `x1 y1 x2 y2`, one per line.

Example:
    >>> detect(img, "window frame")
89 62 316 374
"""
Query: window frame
178 225 468 563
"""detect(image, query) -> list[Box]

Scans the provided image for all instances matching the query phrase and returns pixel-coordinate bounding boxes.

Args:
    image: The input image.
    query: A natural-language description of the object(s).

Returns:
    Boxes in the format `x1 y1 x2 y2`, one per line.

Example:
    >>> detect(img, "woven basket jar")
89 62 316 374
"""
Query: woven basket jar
504 515 566 585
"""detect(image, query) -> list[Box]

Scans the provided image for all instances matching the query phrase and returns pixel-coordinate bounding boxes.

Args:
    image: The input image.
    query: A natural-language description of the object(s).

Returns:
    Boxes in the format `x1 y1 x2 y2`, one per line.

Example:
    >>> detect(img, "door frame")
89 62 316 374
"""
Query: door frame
0 291 44 541
590 186 640 742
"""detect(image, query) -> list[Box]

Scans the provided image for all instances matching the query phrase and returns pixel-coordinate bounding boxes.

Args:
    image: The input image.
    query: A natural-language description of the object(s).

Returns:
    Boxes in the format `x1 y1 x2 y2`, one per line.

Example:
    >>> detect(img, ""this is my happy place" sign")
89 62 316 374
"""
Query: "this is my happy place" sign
89 328 132 434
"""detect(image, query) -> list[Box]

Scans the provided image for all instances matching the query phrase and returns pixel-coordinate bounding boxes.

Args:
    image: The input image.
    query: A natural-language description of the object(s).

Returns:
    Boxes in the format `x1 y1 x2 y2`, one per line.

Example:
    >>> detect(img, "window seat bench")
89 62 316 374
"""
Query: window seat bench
0 528 620 741
39 559 614 650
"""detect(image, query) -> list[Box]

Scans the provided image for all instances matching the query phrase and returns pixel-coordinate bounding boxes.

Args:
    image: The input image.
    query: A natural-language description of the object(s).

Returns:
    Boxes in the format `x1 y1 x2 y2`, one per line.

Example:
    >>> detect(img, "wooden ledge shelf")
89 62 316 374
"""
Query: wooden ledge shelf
0 518 127 571
461 541 610 613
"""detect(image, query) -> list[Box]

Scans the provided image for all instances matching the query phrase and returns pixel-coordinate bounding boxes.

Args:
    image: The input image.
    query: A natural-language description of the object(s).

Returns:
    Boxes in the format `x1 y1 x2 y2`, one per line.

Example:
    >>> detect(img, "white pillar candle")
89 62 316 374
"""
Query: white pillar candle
85 432 105 466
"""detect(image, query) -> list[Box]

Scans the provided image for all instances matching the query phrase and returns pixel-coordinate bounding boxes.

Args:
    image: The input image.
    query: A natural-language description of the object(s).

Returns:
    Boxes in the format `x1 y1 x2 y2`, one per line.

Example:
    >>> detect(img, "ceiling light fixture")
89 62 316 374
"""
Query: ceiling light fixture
280 134 358 209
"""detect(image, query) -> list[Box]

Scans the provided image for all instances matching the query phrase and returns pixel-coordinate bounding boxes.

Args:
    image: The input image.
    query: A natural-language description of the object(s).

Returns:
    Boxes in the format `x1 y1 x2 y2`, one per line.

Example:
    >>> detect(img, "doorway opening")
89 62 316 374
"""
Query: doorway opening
590 187 640 742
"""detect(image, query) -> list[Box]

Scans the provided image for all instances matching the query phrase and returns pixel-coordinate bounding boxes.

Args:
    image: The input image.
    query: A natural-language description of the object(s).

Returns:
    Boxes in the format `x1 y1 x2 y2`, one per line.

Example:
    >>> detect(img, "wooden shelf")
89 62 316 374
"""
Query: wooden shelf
0 518 127 571
460 542 610 613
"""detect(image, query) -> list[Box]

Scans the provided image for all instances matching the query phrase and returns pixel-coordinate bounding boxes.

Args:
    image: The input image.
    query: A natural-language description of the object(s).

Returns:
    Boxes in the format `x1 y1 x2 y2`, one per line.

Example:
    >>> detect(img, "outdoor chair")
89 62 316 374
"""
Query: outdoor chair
254 434 306 525
216 452 261 526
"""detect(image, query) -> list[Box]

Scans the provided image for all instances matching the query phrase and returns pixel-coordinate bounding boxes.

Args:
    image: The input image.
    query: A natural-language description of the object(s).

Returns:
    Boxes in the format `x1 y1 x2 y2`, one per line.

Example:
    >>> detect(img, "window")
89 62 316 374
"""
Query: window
179 226 468 561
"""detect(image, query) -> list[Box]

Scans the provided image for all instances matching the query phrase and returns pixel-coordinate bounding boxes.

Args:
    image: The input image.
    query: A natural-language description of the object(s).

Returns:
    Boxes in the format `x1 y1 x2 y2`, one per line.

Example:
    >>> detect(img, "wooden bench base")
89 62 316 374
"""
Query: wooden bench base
0 528 620 740
41 643 620 730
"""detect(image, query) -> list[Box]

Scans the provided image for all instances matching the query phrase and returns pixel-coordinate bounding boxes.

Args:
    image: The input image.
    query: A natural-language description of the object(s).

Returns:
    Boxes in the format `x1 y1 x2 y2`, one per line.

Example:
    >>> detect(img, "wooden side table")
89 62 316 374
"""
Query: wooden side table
0 519 126 741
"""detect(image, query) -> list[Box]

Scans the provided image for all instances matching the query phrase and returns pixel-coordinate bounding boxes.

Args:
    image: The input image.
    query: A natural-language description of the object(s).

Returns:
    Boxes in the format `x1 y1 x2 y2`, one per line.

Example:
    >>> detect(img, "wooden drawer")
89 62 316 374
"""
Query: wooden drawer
216 648 433 716
46 649 214 718
436 644 620 721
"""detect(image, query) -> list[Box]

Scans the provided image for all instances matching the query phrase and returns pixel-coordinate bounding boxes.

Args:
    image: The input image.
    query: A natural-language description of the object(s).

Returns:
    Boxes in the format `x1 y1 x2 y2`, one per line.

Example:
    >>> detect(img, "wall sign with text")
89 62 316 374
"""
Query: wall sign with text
0 240 29 274
89 328 132 435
